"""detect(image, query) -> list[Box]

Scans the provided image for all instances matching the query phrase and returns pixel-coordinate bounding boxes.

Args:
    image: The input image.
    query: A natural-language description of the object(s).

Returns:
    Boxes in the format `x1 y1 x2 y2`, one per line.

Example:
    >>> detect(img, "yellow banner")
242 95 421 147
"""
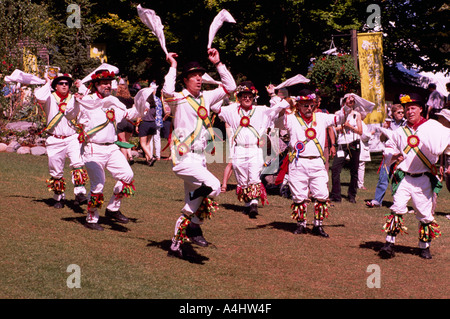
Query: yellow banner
358 32 385 124
90 44 107 63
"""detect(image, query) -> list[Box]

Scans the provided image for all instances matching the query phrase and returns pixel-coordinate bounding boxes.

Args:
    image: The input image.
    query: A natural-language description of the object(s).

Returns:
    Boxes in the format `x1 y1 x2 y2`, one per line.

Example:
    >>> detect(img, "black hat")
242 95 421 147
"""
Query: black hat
398 93 425 108
181 61 206 79
236 81 258 96
51 73 73 90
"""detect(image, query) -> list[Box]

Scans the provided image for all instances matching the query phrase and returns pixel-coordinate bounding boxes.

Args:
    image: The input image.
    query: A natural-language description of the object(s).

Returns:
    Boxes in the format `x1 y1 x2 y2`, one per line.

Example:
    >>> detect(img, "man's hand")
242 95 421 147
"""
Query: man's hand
166 52 178 68
207 48 220 65
266 84 275 96
392 153 404 164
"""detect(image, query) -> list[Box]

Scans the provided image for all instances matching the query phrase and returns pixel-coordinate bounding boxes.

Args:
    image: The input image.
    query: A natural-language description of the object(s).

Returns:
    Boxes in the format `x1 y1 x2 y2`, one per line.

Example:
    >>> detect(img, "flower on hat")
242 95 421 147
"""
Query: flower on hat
399 94 413 104
91 71 115 81
236 84 258 96
294 94 316 101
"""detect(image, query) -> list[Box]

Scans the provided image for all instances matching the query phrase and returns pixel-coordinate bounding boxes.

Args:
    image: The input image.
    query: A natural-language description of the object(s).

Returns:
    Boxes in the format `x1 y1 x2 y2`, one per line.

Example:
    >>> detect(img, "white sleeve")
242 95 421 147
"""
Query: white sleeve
162 67 177 98
34 82 51 103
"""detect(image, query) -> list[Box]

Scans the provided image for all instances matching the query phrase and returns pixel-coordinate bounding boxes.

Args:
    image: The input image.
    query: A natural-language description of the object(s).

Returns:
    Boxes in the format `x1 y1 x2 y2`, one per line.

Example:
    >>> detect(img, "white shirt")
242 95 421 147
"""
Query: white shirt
218 100 289 147
65 93 140 144
427 90 444 110
336 109 361 145
34 82 78 137
285 111 339 158
384 119 450 174
162 64 236 153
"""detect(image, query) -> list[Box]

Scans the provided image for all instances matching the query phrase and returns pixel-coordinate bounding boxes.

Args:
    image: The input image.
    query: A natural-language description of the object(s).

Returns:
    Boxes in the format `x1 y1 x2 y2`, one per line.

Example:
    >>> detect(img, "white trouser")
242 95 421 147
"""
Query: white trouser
387 174 435 248
46 134 86 200
389 174 434 222
288 157 329 203
149 128 161 158
172 152 221 224
232 145 263 205
82 143 134 223
357 161 366 188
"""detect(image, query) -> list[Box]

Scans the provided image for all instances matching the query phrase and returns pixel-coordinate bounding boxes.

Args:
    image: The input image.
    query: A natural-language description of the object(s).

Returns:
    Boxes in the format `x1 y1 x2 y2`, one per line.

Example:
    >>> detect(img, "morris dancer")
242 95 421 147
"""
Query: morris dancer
66 68 142 231
283 89 344 237
163 48 236 258
379 93 450 259
218 81 289 218
34 73 88 208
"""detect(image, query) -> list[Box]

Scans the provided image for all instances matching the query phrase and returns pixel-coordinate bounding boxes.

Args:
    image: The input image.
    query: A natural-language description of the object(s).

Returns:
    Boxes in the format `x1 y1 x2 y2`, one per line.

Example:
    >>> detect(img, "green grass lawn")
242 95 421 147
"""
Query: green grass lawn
0 148 449 299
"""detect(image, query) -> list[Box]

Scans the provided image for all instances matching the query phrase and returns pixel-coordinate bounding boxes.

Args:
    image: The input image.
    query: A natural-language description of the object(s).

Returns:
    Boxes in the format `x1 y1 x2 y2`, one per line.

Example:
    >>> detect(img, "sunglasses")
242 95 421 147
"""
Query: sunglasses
57 82 69 86
300 104 315 109
240 95 253 100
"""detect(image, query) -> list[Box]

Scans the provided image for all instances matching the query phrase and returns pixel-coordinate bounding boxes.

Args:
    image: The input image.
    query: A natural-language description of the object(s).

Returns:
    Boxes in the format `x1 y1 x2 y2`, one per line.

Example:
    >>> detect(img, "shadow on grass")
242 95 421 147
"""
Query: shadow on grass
221 203 244 213
146 239 210 265
246 221 346 234
61 215 138 233
32 197 85 214
359 241 422 257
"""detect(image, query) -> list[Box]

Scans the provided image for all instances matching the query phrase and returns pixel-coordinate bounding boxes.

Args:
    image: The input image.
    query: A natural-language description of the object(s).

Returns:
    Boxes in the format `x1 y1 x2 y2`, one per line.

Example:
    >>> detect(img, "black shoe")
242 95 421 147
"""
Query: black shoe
186 224 209 247
348 197 356 203
330 198 341 203
312 226 329 238
84 222 104 231
248 204 258 219
53 200 65 209
242 206 250 215
379 242 395 259
293 224 307 234
419 247 432 259
105 209 129 224
74 193 87 205
147 157 157 167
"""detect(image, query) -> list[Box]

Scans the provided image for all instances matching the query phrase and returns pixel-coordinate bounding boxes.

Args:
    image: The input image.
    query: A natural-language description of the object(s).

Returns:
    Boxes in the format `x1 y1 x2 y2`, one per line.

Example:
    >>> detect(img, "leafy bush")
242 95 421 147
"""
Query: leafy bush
307 54 360 107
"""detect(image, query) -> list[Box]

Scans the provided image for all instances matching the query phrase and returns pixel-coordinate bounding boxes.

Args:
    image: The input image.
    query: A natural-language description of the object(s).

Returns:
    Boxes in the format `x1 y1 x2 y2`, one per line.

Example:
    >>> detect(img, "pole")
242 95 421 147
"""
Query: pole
351 29 358 70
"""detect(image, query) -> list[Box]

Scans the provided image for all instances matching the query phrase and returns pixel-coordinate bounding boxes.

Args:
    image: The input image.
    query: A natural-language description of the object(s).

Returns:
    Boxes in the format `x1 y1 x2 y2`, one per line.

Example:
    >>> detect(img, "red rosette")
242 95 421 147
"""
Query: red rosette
78 132 86 143
106 109 115 122
407 135 420 148
58 102 67 113
240 116 250 127
177 143 189 156
305 127 317 140
197 106 208 120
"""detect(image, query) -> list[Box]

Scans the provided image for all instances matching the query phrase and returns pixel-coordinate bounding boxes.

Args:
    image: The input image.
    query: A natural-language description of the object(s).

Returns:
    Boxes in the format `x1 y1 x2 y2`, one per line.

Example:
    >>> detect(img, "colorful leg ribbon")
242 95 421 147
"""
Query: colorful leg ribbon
46 177 66 195
291 202 307 222
88 193 104 210
419 220 441 242
195 197 219 221
174 215 191 243
71 167 89 187
314 201 329 221
236 183 269 205
115 180 136 199
382 213 408 236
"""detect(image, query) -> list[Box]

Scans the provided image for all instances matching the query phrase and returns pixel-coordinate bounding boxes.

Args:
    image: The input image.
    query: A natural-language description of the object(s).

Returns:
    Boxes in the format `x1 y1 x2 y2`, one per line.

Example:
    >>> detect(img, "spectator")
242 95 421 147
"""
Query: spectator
357 121 373 190
330 94 363 203
136 85 161 166
426 83 444 120
116 78 136 164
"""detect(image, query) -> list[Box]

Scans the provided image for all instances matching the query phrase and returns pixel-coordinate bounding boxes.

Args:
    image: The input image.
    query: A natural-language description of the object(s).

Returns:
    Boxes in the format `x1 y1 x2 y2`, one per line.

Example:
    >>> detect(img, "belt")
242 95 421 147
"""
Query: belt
405 172 426 178
235 144 259 148
298 156 320 160
48 133 71 139
92 142 115 146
